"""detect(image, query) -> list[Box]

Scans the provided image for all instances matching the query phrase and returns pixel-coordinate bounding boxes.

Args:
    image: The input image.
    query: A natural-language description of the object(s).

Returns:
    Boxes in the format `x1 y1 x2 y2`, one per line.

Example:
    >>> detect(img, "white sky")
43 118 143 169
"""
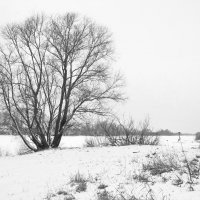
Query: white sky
0 0 200 133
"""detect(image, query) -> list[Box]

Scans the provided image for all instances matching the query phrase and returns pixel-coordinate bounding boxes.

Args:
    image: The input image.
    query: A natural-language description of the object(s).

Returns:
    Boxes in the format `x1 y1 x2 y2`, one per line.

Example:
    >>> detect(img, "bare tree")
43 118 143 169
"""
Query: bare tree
0 13 124 151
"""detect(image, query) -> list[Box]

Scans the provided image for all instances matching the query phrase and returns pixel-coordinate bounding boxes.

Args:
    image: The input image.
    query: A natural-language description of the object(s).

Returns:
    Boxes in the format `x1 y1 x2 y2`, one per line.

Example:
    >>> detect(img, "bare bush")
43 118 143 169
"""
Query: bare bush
101 117 159 146
195 132 200 141
132 172 152 183
178 137 200 190
143 148 200 191
84 136 109 147
84 137 99 147
96 187 168 200
143 152 181 176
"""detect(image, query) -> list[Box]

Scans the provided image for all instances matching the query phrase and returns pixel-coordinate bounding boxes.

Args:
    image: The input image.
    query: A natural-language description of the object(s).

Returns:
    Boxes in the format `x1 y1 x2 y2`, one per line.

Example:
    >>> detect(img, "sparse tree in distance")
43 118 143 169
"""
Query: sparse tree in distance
0 13 124 151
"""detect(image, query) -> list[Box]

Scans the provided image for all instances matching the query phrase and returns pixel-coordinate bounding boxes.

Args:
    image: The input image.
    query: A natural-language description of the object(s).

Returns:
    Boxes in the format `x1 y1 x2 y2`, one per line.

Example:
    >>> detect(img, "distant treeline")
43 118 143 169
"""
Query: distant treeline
62 122 193 136
0 120 194 136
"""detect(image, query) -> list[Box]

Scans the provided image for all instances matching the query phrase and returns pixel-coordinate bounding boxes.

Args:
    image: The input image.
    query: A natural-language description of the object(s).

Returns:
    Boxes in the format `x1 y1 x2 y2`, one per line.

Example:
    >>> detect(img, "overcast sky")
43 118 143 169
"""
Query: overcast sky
0 0 200 133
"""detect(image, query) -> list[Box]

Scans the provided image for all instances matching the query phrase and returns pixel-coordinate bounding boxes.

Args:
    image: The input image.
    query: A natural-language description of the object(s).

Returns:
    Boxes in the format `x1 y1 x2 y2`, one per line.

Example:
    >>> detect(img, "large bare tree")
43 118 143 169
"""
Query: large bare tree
0 13 124 151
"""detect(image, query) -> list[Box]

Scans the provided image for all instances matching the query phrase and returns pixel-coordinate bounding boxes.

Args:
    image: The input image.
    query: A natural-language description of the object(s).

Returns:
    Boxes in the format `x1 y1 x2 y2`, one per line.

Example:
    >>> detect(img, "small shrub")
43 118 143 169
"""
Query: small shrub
102 117 160 146
172 175 183 187
138 135 159 146
45 192 56 200
70 171 87 184
75 181 87 192
70 171 88 193
64 194 75 200
132 172 151 183
97 189 159 200
181 158 200 179
97 190 114 200
84 138 97 147
84 137 109 147
57 190 68 195
195 132 200 141
143 152 180 176
179 138 200 190
98 184 108 190
162 176 168 183
45 191 75 200
190 158 200 178
181 157 200 189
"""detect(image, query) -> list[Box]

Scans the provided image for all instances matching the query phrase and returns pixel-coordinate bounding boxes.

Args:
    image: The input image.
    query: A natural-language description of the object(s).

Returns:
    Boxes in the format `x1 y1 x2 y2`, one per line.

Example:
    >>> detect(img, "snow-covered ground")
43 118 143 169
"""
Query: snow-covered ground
0 135 197 155
0 135 199 200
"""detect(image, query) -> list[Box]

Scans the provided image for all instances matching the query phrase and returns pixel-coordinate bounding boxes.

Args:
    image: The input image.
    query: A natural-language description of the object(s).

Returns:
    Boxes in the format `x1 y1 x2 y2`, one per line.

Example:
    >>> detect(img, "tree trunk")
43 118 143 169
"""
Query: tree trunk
51 134 62 148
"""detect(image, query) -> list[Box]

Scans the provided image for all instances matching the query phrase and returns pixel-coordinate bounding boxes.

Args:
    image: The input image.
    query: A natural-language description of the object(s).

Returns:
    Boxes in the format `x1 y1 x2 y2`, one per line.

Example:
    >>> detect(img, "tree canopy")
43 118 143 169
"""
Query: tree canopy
0 13 124 151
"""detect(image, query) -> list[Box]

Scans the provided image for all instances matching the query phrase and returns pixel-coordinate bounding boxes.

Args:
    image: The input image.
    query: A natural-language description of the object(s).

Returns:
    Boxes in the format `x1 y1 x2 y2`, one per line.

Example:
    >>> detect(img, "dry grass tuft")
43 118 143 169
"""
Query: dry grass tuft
143 152 181 176
70 171 88 192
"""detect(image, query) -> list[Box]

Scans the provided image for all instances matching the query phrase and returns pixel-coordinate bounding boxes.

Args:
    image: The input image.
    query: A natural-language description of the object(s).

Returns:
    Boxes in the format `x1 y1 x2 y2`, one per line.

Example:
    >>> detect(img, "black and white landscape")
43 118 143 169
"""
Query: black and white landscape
0 1 200 200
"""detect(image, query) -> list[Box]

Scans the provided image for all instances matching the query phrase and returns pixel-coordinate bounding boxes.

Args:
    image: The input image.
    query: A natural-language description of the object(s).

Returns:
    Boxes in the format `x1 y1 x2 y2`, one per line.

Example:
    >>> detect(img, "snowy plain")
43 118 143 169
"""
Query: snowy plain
0 135 199 200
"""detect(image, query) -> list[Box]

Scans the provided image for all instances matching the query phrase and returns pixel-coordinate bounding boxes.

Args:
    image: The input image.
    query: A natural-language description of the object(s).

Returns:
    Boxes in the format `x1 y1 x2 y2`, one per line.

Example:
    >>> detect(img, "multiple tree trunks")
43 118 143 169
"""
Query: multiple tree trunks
0 13 124 150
